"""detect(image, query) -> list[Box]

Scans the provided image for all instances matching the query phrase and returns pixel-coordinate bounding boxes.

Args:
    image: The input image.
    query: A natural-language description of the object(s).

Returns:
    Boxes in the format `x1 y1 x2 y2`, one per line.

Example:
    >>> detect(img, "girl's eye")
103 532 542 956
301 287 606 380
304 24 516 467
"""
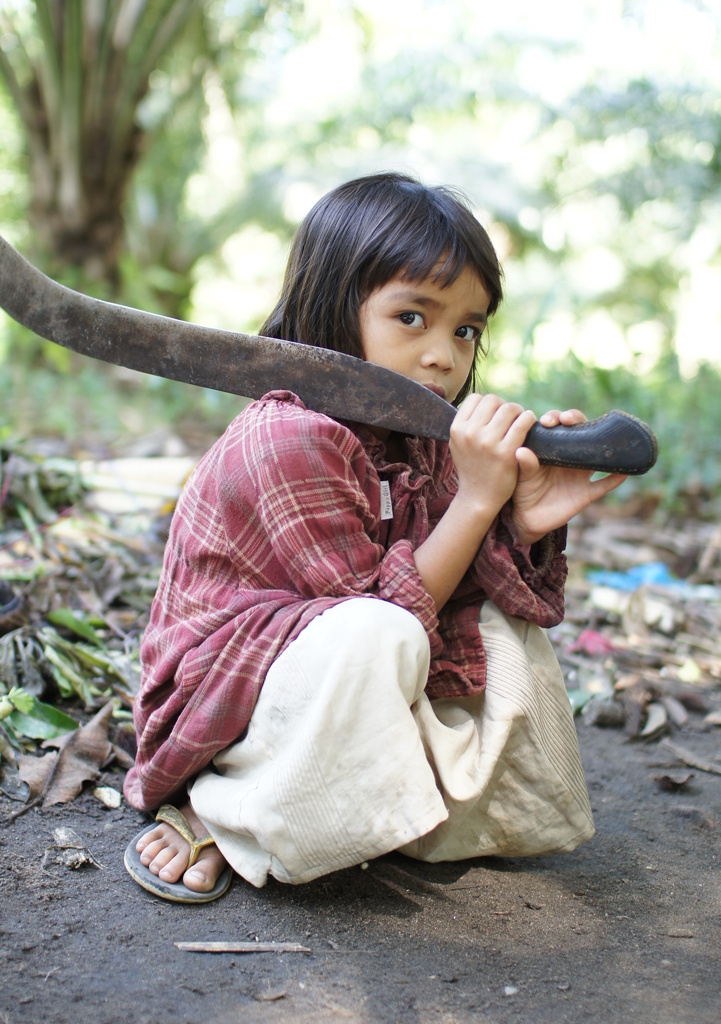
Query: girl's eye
398 311 424 327
456 325 481 342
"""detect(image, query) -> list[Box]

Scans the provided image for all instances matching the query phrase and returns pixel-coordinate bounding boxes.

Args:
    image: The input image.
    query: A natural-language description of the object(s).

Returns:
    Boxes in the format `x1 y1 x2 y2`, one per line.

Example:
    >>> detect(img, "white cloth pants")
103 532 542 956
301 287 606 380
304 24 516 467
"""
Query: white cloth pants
189 598 594 888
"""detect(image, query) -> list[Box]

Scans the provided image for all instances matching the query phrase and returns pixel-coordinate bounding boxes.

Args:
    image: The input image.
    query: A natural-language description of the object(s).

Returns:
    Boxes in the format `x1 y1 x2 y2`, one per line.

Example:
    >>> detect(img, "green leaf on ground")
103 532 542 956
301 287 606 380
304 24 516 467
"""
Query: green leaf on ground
6 697 79 740
47 608 104 645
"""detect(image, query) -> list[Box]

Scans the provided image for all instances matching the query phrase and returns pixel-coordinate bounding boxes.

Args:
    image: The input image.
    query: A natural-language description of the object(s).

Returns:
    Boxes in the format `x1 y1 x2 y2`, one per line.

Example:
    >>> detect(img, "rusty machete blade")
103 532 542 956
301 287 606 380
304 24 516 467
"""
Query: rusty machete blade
0 233 455 440
0 234 658 473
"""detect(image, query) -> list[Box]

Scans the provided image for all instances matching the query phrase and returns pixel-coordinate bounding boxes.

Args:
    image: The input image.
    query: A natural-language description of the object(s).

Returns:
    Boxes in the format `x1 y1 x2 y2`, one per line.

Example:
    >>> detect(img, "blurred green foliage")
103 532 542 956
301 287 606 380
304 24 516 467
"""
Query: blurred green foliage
0 357 243 453
0 2 719 514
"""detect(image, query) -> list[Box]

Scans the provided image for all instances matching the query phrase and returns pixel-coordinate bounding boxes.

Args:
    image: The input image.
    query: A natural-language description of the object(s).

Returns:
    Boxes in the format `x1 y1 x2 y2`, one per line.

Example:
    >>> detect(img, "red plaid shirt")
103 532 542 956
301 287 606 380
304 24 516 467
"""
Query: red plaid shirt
124 391 567 811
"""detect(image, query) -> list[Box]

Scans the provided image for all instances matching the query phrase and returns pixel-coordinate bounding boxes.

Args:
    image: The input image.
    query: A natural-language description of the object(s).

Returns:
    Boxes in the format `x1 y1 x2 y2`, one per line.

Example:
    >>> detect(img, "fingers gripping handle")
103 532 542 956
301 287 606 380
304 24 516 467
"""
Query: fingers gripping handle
523 410 658 475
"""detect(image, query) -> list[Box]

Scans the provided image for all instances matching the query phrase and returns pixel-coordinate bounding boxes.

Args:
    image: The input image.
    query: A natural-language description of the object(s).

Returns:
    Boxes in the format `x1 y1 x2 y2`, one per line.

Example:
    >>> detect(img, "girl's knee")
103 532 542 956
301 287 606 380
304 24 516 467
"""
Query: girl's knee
340 596 427 644
325 597 430 684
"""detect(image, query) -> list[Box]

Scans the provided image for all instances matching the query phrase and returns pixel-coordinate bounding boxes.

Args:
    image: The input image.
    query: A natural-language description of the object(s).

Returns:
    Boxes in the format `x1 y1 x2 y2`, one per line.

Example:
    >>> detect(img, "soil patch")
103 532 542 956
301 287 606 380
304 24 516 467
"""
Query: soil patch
2 448 720 1023
1 718 719 1024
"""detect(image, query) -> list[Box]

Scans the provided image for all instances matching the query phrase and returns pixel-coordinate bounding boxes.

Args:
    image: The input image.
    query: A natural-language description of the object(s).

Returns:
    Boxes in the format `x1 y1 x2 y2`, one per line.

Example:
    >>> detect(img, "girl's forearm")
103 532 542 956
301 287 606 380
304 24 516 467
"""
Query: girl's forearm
412 493 499 612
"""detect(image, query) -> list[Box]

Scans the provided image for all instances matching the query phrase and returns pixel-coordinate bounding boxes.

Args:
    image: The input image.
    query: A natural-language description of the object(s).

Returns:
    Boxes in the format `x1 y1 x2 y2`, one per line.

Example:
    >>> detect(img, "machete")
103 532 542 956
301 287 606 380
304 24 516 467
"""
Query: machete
0 234 657 475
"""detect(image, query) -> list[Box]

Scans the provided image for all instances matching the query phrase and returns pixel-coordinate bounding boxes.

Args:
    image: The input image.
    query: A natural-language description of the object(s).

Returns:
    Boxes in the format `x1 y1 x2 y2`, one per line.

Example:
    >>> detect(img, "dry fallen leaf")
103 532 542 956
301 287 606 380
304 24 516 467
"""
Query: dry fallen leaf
614 672 642 692
654 771 694 792
18 701 114 807
621 684 650 737
43 826 103 870
111 742 135 769
660 695 689 728
17 750 59 798
252 988 288 1003
639 701 669 740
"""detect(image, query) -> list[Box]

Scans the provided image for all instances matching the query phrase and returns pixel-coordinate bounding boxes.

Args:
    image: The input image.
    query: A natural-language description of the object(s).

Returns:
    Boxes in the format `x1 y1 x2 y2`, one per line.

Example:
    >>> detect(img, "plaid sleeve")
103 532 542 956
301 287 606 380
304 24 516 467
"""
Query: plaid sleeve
465 503 568 626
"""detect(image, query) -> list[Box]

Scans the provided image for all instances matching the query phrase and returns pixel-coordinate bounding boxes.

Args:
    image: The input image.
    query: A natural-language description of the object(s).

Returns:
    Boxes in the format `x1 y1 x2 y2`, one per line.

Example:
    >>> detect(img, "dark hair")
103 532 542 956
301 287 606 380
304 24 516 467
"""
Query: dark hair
261 172 503 403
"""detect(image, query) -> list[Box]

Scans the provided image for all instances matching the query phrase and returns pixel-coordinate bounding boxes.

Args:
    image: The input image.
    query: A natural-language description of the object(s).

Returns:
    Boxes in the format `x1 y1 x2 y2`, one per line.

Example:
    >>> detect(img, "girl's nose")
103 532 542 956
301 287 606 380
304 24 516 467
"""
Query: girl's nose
421 333 454 370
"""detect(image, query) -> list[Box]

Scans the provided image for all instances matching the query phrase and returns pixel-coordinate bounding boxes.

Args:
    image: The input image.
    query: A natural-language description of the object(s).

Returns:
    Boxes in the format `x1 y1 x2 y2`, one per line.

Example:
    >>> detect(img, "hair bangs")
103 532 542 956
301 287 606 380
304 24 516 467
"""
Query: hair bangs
362 187 501 316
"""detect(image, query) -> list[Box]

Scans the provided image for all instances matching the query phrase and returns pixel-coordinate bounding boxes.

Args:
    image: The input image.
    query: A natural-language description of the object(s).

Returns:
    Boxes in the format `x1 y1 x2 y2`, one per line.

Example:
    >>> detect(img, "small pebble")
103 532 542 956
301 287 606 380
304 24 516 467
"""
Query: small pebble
94 786 122 809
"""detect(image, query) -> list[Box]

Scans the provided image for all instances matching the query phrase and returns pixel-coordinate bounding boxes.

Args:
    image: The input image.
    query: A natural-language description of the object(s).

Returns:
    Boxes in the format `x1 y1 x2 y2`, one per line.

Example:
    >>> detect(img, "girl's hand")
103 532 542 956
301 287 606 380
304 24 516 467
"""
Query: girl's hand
415 393 536 612
512 408 627 545
450 393 537 519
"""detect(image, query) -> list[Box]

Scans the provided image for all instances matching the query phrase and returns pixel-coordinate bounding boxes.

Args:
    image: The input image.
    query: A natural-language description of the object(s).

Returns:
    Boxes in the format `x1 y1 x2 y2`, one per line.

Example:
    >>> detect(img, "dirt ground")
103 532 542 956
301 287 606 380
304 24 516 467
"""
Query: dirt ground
1 714 719 1024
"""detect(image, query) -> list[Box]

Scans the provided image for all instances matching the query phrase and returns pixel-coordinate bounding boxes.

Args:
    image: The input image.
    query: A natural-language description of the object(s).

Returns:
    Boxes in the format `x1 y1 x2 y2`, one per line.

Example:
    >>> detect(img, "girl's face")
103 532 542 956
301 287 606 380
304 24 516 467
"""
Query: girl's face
358 265 490 411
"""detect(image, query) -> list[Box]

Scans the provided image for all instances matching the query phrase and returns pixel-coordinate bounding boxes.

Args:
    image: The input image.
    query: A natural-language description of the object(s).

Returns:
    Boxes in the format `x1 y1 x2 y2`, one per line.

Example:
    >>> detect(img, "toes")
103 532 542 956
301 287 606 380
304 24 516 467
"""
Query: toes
158 850 192 882
183 865 215 893
136 824 166 852
145 843 179 873
131 810 228 894
137 824 191 883
183 850 226 893
138 836 180 868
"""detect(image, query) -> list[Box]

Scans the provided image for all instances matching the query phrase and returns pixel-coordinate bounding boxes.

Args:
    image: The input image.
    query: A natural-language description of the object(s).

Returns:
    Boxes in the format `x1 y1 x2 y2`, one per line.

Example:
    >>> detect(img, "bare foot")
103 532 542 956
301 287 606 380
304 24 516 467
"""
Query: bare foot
136 804 228 893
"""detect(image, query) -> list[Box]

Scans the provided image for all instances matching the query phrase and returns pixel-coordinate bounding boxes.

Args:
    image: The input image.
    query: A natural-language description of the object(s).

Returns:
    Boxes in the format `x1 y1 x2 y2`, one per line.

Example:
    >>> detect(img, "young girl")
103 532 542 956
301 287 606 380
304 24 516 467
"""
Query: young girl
123 172 625 902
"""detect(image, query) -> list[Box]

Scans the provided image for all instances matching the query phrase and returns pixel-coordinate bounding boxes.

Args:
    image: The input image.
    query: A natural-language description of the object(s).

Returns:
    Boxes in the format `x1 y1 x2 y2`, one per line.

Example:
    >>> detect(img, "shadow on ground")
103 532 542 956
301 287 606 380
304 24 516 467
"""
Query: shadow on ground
1 720 719 1024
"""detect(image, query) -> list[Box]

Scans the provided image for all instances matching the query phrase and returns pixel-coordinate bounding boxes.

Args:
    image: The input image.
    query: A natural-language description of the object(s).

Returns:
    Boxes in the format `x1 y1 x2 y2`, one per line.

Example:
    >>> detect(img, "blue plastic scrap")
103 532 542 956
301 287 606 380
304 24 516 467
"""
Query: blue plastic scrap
587 562 675 592
587 561 720 601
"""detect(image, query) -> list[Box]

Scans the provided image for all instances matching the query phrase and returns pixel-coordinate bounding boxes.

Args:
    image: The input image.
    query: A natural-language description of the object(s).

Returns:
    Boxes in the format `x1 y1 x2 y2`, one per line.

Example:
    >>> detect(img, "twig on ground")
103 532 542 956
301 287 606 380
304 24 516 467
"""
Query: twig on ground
659 738 721 775
174 941 311 954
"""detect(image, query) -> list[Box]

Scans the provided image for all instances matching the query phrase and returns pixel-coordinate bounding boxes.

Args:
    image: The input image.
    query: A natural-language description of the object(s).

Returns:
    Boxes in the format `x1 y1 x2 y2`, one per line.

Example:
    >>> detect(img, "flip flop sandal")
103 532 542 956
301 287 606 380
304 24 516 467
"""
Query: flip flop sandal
124 804 232 903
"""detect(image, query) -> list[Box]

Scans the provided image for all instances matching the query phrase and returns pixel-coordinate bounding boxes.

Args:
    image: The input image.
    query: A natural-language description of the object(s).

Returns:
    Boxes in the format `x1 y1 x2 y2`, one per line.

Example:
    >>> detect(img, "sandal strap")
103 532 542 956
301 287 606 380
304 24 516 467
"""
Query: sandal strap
155 804 215 868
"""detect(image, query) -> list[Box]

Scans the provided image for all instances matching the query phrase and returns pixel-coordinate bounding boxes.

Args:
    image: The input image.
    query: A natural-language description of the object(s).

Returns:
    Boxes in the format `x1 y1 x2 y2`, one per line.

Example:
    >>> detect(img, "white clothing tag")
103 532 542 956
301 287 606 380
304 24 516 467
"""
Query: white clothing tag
380 480 394 520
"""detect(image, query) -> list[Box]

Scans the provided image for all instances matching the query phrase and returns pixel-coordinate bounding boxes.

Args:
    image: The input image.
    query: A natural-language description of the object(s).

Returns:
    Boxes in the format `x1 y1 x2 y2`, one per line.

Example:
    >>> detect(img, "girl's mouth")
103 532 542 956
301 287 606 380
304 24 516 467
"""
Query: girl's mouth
422 383 447 400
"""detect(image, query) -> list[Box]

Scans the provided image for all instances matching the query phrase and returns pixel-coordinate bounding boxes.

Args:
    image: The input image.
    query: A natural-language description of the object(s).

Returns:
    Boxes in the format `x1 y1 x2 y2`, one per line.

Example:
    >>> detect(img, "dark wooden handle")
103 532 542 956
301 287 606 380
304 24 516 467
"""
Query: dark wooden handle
524 410 658 475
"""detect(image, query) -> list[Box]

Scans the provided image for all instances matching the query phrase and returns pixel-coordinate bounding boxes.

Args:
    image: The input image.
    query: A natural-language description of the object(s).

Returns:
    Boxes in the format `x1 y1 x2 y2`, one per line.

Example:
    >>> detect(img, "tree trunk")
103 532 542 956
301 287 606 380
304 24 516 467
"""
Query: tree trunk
0 0 204 289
